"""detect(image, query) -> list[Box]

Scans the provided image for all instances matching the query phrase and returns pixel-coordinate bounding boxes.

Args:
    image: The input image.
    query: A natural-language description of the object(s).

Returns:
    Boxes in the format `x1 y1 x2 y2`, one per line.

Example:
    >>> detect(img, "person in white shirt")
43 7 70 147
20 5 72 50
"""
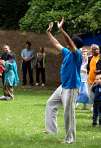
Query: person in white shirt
76 47 89 109
21 41 35 86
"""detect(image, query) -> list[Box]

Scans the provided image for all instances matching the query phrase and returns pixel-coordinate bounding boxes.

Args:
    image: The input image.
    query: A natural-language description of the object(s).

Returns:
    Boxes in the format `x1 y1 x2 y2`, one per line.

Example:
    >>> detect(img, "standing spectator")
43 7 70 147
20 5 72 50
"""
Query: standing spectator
88 44 100 85
44 18 83 144
35 47 46 87
88 44 100 105
1 44 11 85
0 53 19 100
21 41 35 86
76 47 89 109
91 72 101 127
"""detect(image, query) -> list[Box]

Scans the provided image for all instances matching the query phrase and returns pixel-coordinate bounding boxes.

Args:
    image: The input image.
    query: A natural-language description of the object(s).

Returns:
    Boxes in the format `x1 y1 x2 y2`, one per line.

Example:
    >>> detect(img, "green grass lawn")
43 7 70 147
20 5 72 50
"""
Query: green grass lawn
0 87 101 148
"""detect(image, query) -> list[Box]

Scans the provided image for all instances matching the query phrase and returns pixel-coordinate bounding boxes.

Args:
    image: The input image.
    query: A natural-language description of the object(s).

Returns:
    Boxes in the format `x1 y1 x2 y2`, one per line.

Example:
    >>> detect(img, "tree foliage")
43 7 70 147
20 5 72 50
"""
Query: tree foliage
19 0 101 34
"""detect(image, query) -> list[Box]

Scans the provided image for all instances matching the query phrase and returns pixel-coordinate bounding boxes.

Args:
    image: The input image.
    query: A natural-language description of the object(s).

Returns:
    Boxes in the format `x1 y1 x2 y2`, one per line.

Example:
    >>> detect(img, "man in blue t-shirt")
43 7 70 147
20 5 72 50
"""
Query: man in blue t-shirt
44 18 83 144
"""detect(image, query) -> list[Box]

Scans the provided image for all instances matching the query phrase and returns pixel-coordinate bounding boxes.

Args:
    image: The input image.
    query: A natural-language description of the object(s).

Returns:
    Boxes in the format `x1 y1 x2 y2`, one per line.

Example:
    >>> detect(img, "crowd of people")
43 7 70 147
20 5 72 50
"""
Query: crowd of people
0 17 101 144
0 41 46 100
0 45 19 100
21 41 46 87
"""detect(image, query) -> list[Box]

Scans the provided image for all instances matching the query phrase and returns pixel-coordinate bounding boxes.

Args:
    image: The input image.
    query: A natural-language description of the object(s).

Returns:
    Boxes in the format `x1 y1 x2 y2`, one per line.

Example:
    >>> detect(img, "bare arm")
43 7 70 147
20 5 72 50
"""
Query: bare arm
46 22 63 51
57 18 76 52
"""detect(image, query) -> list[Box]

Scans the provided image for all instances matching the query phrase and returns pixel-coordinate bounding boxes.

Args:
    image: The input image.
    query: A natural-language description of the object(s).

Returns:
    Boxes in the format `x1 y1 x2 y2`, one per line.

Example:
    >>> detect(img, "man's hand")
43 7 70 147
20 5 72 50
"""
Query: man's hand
57 17 64 30
47 22 53 32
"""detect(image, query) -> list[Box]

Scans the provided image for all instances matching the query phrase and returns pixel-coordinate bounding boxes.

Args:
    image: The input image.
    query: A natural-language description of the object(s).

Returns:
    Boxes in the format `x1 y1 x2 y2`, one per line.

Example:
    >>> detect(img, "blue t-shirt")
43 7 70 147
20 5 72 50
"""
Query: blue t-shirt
60 47 82 89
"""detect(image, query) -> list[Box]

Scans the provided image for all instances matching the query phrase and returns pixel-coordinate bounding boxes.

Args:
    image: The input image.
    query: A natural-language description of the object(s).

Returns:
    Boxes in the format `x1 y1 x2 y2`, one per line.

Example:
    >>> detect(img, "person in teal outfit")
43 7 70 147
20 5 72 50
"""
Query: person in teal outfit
0 53 19 100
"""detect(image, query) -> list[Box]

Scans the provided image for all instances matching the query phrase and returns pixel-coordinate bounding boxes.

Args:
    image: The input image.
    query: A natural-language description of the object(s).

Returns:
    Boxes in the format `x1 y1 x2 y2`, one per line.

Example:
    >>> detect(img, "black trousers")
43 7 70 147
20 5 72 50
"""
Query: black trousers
93 103 101 125
36 68 45 84
22 61 33 85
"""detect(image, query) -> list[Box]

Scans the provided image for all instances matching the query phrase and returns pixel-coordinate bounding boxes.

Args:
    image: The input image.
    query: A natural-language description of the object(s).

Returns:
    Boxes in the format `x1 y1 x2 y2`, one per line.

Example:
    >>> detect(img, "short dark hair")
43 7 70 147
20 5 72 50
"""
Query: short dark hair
26 41 31 46
72 35 84 49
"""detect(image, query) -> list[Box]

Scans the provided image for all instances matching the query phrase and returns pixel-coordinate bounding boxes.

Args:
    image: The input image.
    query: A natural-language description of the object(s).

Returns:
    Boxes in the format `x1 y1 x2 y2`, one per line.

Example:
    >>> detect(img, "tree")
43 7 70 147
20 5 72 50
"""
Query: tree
0 0 30 29
19 0 101 34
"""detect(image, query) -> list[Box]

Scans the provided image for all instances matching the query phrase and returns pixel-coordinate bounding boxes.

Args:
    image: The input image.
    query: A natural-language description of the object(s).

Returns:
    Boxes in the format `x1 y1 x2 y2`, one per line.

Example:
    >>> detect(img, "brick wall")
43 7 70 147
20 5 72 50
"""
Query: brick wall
0 30 64 86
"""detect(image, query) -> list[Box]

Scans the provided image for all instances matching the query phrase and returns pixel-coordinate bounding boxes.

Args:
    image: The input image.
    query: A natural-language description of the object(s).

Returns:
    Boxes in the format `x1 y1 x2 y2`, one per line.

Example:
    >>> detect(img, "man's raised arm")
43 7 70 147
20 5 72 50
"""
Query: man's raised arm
46 22 63 51
57 18 77 52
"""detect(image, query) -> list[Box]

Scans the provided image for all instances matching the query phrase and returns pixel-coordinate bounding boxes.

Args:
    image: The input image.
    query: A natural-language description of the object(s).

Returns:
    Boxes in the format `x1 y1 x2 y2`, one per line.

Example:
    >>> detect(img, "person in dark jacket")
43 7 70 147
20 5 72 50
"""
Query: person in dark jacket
96 54 101 73
91 72 101 127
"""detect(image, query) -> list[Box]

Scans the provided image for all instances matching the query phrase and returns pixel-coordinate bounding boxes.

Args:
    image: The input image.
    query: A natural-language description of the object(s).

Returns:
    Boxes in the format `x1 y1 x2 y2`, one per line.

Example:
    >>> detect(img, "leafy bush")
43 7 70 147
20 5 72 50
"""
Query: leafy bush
19 0 101 34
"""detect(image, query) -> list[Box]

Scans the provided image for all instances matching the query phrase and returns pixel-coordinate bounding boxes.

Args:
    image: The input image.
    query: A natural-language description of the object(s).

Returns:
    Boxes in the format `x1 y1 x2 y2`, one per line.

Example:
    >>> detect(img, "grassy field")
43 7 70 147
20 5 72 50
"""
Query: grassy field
0 87 101 148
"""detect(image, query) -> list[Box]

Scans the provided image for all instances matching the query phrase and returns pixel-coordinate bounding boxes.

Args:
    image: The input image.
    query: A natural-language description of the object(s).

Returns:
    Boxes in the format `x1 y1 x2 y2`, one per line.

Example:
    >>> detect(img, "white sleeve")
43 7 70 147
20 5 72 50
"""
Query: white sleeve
21 49 24 58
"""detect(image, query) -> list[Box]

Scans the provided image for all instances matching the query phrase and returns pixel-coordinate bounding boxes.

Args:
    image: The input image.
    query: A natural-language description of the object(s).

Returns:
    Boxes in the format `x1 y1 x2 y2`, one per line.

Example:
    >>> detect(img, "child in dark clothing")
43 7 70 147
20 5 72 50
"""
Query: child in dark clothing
91 72 101 127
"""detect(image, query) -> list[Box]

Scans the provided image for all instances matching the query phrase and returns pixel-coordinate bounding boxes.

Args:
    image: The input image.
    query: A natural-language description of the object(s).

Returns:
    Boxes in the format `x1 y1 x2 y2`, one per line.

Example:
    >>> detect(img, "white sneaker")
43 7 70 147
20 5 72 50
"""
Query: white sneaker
0 96 11 100
0 96 5 99
42 83 45 87
76 103 79 108
65 134 75 144
65 138 75 144
35 83 39 86
5 96 12 100
91 106 93 112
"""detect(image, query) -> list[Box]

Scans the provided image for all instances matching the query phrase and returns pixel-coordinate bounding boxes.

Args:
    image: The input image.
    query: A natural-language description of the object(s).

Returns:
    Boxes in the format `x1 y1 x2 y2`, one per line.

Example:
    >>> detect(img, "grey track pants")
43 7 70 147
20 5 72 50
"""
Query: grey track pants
45 85 78 142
